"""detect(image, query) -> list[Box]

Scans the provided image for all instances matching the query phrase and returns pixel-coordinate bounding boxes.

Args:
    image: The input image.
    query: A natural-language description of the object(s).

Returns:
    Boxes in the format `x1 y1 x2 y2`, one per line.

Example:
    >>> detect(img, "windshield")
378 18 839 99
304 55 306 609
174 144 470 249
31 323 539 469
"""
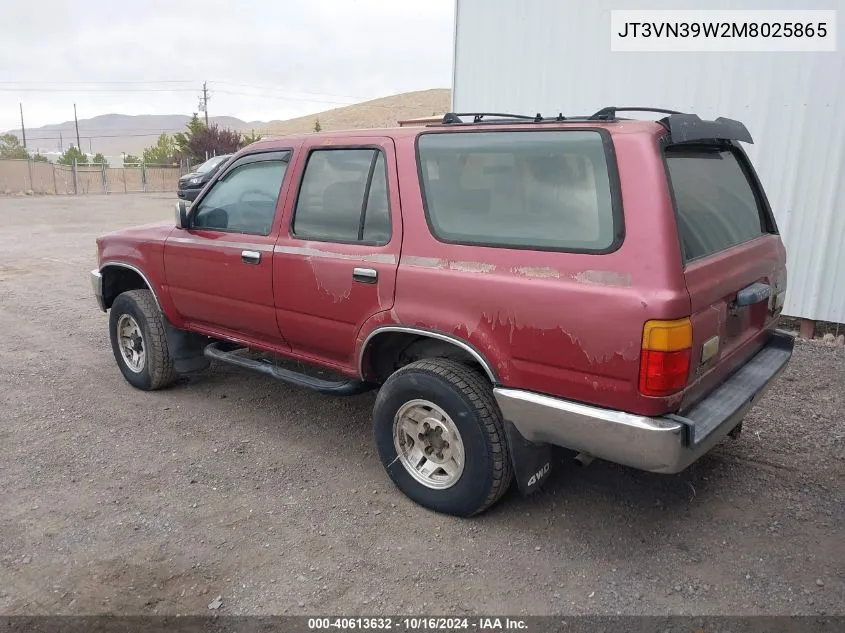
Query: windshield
196 154 230 174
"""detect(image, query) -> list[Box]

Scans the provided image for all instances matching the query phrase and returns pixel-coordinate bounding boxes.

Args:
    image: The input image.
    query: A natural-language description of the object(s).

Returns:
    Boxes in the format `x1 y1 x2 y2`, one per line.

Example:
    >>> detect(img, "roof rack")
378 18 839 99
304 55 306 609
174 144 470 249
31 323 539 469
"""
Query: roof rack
442 112 545 124
588 106 685 120
432 107 754 144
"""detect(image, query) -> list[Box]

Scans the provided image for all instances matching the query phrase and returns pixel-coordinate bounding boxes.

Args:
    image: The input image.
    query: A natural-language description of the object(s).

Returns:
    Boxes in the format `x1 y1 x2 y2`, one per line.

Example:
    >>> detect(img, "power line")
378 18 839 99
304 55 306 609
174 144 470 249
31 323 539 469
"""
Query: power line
0 79 362 101
21 128 277 141
1 86 365 104
0 83 368 104
208 81 364 101
0 87 198 93
50 128 188 134
23 132 183 140
12 127 191 136
0 80 195 85
211 89 361 105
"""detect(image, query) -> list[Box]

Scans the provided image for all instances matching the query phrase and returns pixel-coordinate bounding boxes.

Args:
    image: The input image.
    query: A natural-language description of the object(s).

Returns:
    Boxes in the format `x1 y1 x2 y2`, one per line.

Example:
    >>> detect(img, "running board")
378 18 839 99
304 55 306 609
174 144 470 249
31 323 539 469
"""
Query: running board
203 342 374 396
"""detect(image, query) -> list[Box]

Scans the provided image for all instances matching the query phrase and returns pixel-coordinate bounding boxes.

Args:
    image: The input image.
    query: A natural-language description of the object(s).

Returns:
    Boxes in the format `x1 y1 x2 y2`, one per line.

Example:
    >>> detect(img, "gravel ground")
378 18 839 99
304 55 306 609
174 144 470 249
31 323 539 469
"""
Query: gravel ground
0 194 843 616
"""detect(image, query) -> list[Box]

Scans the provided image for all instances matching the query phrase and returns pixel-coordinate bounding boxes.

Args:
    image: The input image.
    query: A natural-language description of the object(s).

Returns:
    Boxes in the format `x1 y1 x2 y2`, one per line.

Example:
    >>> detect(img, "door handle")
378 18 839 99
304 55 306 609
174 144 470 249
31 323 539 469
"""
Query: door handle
241 250 261 265
353 267 378 283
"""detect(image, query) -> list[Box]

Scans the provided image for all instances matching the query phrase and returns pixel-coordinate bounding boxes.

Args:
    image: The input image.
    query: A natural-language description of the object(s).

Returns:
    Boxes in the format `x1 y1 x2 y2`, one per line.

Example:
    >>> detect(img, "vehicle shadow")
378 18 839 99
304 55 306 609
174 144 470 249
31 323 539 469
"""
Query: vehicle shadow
480 440 758 557
177 363 758 540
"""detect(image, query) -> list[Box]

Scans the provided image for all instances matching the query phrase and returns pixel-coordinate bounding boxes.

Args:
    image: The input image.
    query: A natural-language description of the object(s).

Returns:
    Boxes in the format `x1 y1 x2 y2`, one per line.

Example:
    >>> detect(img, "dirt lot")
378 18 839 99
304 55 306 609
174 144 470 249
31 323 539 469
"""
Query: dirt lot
0 194 842 616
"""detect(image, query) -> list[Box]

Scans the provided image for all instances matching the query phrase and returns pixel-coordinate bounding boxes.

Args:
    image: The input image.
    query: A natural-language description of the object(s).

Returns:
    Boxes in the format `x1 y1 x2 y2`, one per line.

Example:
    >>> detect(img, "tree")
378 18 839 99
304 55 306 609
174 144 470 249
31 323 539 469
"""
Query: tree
142 133 178 165
170 113 256 164
188 124 242 162
122 154 141 165
93 152 108 165
173 113 206 160
242 130 262 146
313 118 322 132
0 134 29 160
32 153 50 163
58 146 88 166
178 124 242 164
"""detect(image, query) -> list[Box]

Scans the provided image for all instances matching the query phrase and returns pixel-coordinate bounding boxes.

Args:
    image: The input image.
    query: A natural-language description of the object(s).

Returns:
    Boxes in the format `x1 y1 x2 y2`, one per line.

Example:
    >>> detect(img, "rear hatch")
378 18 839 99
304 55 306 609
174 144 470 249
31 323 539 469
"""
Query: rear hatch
663 142 787 411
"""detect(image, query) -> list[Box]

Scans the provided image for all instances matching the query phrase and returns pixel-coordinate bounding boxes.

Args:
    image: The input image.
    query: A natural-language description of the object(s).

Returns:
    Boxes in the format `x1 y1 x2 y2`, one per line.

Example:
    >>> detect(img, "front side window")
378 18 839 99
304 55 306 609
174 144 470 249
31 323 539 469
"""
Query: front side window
192 153 290 236
416 130 618 251
292 148 391 244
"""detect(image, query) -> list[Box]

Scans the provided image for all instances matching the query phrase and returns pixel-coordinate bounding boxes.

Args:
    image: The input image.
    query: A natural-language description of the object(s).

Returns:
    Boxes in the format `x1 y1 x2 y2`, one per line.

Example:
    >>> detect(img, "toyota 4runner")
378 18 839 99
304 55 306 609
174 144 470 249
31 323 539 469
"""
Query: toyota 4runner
91 107 794 517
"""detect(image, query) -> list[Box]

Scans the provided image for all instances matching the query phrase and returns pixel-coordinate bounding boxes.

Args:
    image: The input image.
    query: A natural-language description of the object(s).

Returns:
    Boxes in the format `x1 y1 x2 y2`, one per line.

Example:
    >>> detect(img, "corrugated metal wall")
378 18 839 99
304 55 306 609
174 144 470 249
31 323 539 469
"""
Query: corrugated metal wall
453 0 845 323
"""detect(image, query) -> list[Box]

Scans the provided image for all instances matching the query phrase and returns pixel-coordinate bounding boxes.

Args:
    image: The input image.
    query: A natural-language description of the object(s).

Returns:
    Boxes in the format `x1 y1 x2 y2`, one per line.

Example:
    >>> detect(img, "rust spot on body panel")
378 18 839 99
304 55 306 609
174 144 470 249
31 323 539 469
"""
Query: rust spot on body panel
275 245 395 264
573 270 633 288
402 256 497 273
511 266 561 279
448 261 496 274
403 256 446 269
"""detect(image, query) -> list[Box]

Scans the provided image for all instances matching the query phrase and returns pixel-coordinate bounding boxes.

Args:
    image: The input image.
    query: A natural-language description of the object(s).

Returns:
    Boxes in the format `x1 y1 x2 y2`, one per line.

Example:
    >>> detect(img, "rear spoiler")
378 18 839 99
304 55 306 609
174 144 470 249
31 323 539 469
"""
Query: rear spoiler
664 113 753 145
588 107 753 144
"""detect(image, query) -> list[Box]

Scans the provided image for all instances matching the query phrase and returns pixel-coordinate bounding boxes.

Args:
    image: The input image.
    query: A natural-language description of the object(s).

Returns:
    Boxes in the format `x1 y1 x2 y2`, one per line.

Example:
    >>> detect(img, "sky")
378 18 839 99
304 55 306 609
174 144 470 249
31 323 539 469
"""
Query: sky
0 0 455 132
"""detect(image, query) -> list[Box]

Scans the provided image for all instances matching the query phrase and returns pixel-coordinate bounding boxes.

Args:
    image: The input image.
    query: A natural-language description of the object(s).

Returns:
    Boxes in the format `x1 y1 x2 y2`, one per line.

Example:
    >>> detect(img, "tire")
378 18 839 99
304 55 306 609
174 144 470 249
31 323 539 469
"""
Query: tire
373 358 513 517
109 289 176 391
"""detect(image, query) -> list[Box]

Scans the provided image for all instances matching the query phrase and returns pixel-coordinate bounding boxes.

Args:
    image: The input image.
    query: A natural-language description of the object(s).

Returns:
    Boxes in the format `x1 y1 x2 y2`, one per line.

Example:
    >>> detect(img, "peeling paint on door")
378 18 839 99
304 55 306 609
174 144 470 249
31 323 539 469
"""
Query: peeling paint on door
307 256 353 303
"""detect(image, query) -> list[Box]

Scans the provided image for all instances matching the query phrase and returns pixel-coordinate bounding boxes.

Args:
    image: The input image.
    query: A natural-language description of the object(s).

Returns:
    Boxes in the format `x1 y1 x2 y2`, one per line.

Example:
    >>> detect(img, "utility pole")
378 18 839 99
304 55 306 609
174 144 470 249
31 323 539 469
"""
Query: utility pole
19 103 27 149
200 81 209 126
59 131 63 151
21 103 32 192
74 103 81 150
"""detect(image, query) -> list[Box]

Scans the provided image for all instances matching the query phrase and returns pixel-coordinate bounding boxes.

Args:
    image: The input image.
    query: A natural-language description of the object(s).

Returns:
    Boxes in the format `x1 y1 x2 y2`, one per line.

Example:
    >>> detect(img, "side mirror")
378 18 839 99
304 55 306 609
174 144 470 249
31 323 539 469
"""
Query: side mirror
175 200 189 229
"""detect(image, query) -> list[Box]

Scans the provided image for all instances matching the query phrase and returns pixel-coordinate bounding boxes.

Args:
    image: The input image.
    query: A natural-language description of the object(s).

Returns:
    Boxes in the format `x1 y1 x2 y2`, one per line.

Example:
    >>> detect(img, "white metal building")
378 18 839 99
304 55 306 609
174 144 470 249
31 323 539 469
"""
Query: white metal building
452 0 845 324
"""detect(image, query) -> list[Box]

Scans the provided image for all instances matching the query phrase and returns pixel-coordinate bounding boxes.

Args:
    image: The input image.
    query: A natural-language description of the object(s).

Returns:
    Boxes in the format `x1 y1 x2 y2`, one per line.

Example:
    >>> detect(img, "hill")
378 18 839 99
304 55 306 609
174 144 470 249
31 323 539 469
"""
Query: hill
263 88 450 136
7 89 451 161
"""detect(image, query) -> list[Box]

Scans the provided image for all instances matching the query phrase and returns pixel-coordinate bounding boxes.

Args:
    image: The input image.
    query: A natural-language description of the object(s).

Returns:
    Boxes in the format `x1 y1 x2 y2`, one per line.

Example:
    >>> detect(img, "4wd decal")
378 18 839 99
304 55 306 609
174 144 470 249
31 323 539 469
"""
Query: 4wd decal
527 462 551 487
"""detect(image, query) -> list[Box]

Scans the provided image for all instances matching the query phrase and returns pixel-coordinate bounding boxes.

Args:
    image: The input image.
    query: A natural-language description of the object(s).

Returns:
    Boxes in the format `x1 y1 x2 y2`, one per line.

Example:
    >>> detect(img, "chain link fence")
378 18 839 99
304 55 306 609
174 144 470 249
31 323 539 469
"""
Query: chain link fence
0 159 187 195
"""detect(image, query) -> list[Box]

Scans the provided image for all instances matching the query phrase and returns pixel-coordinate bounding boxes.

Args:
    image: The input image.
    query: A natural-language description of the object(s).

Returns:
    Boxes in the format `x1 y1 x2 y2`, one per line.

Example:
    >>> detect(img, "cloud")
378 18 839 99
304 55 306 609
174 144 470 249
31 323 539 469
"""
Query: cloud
1 0 454 130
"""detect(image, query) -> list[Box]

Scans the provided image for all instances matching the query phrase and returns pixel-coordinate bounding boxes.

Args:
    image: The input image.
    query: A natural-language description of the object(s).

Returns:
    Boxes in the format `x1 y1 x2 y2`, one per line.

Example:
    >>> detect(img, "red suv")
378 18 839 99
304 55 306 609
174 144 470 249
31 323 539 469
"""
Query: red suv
91 107 794 517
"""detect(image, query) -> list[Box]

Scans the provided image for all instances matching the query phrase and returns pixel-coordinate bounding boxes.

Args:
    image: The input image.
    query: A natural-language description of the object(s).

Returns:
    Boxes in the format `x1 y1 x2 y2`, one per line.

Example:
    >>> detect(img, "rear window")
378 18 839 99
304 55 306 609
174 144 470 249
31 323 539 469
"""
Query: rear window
665 146 772 261
416 130 619 251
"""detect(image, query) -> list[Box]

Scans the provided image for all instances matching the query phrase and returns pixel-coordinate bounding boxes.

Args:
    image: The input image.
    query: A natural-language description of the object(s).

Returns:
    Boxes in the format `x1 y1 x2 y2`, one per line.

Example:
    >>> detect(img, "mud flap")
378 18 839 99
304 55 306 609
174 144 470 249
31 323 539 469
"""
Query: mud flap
504 421 554 495
163 319 211 373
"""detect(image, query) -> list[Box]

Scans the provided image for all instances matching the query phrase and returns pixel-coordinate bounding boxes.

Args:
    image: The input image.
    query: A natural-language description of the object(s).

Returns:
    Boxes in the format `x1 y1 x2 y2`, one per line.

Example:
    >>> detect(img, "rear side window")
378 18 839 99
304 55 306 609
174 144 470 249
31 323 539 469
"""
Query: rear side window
417 130 619 251
292 148 391 244
665 146 772 261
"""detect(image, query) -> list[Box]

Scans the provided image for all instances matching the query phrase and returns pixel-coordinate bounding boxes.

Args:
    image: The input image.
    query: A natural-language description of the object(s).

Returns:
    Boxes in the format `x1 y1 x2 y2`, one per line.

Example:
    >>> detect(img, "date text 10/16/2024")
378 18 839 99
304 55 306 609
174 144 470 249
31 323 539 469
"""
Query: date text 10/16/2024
308 617 528 631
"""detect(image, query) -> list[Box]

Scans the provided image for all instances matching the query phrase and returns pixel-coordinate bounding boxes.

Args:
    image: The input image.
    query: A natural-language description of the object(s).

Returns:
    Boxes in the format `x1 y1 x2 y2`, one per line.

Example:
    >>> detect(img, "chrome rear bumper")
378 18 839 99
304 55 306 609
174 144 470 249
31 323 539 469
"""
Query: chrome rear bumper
494 331 795 474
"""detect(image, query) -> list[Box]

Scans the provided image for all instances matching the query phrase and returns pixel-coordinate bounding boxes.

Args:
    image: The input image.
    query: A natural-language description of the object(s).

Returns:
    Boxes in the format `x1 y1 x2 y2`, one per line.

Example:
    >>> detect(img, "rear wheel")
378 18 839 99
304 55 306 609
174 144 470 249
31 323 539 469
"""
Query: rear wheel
373 359 513 516
109 289 176 391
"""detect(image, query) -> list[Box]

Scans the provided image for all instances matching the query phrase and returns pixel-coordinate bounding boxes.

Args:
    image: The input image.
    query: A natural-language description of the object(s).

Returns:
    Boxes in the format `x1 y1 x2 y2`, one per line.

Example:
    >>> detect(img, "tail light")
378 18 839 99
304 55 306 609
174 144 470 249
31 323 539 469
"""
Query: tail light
639 318 692 397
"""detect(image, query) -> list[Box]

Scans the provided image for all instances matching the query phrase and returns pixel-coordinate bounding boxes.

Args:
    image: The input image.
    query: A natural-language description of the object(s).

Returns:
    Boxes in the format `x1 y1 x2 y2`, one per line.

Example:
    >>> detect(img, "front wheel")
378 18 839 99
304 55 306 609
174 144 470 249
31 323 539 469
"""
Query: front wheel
109 289 176 391
373 359 513 517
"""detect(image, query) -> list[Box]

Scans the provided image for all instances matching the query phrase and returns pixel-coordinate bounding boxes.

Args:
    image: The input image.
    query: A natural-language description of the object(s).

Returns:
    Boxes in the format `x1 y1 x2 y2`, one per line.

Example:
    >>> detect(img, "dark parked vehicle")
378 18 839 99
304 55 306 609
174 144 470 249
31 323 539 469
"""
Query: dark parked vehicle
177 154 233 201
